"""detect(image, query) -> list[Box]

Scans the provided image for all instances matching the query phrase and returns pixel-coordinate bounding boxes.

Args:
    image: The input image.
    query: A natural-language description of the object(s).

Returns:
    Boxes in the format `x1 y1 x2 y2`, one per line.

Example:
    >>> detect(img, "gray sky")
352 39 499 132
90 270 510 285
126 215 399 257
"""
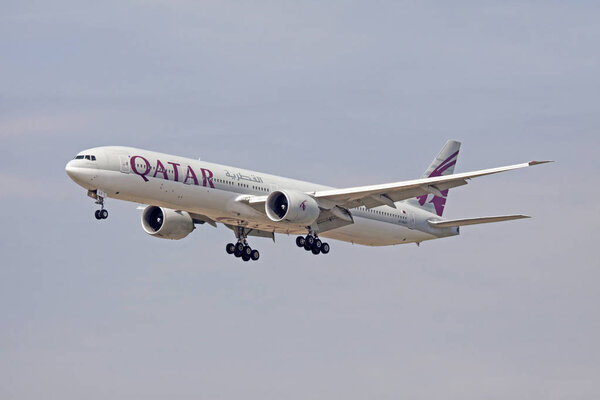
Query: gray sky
1 1 599 399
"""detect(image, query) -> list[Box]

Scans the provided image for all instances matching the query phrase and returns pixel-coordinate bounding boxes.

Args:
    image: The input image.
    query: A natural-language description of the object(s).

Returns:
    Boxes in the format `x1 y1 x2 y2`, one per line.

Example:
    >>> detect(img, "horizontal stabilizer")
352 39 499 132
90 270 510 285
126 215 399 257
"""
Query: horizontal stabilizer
428 215 530 228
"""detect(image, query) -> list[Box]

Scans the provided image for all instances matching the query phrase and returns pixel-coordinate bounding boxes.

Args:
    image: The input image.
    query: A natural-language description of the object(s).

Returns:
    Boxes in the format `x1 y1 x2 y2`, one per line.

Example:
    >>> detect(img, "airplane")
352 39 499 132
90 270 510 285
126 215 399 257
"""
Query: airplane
65 140 550 261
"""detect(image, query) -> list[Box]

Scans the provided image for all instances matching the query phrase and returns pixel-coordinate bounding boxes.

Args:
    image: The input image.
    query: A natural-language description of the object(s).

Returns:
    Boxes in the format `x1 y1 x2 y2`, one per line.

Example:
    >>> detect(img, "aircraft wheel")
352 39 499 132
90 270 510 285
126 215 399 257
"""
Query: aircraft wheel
321 242 330 254
313 239 322 251
305 235 315 247
234 248 243 257
251 249 260 261
311 247 321 255
100 209 108 219
235 242 245 253
94 210 101 220
243 246 252 257
242 253 251 262
226 243 235 254
296 236 305 247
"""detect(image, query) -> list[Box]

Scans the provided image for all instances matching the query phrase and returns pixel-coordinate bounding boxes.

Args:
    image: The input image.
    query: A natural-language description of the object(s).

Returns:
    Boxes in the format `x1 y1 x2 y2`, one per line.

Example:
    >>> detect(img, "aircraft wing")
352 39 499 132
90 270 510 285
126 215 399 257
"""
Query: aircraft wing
310 161 551 209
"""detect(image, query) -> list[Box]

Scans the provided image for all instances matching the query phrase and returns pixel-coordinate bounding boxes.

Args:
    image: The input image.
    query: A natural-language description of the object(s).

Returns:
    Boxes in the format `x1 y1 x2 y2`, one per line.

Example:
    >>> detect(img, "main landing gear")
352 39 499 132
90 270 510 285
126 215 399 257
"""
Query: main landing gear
296 232 330 255
226 226 260 262
89 190 108 220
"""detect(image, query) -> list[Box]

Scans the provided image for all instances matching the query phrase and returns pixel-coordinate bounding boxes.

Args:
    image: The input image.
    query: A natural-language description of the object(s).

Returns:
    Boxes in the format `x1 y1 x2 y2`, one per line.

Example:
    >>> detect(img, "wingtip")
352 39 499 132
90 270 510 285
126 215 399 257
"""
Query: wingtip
529 160 554 166
510 214 531 220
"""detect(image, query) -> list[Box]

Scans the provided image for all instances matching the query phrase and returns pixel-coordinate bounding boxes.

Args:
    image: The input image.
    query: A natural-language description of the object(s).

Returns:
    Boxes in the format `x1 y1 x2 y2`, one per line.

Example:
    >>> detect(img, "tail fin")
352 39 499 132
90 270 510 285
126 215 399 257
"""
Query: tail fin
407 140 461 216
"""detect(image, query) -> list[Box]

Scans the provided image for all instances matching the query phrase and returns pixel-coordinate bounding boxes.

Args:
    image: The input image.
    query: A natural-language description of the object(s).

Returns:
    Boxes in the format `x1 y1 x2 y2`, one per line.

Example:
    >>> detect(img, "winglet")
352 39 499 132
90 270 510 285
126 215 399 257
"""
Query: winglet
529 160 554 166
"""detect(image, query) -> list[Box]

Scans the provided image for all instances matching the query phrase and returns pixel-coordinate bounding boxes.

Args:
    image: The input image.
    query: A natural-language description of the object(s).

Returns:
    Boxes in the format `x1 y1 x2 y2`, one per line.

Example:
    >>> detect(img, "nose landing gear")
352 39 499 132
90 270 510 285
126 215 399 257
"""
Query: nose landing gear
89 190 108 220
94 209 108 220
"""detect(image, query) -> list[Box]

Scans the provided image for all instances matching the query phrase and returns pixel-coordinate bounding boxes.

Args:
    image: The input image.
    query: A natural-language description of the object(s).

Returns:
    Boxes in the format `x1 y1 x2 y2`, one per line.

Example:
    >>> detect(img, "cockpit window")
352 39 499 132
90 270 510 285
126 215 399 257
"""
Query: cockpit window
74 154 97 160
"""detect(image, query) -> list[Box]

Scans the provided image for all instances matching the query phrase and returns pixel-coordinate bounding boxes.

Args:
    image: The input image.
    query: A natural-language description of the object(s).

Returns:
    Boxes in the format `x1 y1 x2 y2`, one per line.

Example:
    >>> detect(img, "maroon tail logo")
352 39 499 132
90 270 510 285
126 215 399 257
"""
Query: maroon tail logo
299 200 307 211
416 150 458 216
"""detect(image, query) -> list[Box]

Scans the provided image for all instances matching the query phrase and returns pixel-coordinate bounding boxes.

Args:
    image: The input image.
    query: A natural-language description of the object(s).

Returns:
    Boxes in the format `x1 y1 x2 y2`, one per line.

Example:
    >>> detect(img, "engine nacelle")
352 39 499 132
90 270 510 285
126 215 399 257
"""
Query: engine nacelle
265 190 320 226
141 206 195 240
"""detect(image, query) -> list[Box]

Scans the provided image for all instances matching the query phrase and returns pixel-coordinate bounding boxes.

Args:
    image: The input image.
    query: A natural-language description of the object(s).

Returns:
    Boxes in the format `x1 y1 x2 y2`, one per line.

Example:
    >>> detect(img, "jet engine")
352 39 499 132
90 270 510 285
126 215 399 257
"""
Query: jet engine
141 206 195 240
265 190 320 226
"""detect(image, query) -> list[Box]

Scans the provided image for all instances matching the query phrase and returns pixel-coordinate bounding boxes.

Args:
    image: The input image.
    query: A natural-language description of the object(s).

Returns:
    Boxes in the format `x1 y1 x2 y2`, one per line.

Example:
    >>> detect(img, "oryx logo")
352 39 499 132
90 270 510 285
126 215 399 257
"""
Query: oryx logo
416 150 458 216
299 200 307 211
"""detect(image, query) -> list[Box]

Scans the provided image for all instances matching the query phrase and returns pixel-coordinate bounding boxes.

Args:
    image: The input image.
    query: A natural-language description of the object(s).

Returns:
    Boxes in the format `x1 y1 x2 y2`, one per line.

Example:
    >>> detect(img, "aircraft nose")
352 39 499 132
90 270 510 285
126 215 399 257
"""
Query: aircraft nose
65 159 94 189
65 160 77 179
65 160 86 184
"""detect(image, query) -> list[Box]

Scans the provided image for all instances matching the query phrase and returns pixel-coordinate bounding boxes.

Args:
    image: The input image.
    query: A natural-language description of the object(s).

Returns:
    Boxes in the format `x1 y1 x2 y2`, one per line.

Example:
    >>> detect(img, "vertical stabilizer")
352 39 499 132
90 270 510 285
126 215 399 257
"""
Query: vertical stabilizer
407 140 461 216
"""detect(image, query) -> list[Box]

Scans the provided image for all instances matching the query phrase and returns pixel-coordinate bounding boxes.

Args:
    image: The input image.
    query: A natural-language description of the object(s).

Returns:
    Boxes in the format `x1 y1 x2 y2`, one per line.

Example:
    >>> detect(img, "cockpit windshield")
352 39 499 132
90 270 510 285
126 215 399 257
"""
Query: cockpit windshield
74 155 96 161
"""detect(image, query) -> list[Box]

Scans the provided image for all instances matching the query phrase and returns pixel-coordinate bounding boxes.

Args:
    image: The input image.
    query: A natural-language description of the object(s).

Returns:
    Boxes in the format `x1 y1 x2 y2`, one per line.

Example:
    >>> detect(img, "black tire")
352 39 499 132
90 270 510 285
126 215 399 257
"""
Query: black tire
251 249 260 261
100 209 108 219
306 235 315 246
296 236 305 247
321 243 330 254
226 243 235 254
234 248 243 258
94 210 101 220
243 246 252 257
313 239 322 250
235 242 245 253
242 254 251 262
304 243 312 251
312 247 321 255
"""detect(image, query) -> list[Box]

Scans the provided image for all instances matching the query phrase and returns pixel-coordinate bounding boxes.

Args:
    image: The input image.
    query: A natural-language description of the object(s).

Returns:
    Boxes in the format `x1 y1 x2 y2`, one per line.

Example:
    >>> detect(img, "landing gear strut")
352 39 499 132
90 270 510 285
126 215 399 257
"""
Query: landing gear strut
296 229 329 256
226 226 260 262
89 190 108 220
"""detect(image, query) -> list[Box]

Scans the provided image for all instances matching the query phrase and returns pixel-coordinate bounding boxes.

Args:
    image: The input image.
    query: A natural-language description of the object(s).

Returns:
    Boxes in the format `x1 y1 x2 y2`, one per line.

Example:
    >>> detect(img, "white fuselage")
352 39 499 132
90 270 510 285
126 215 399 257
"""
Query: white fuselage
65 146 458 246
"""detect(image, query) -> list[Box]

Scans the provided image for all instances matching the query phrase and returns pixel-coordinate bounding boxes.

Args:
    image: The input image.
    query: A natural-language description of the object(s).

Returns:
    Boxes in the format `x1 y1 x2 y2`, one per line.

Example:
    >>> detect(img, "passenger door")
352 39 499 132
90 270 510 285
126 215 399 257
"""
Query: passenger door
408 212 416 229
119 155 130 173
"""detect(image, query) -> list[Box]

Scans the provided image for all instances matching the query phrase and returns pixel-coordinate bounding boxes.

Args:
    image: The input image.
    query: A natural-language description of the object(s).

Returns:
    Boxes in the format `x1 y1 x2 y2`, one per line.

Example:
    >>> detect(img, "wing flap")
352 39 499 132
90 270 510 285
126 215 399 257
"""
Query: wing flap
428 215 530 228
